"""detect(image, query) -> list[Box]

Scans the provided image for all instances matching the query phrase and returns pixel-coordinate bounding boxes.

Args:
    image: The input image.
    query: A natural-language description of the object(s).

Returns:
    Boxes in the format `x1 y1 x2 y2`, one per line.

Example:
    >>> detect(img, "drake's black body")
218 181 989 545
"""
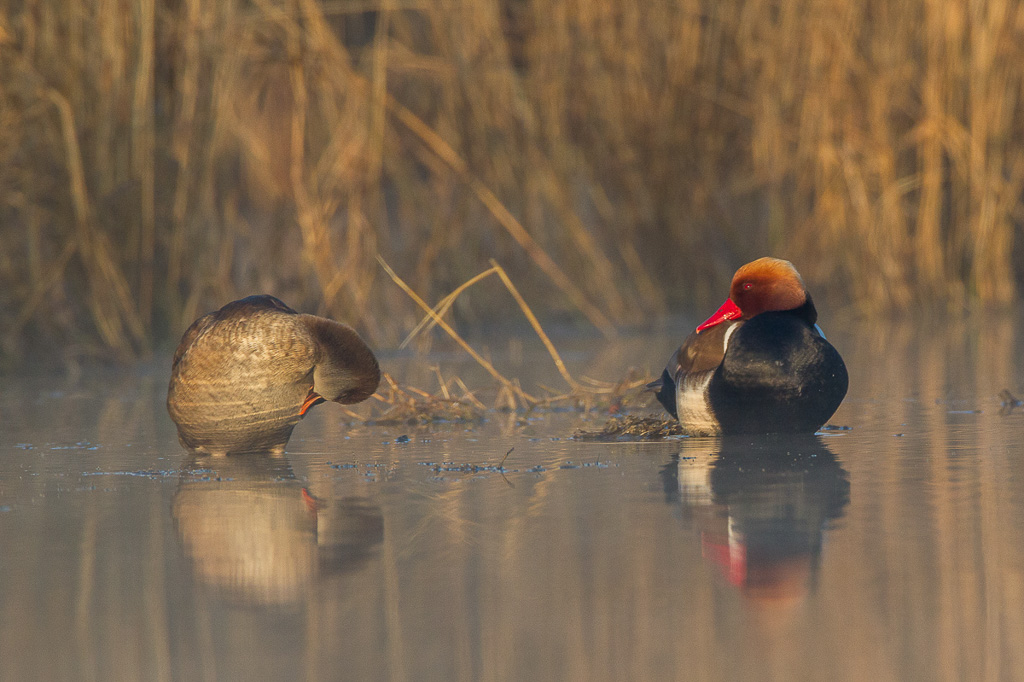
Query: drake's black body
652 291 848 435
706 310 847 434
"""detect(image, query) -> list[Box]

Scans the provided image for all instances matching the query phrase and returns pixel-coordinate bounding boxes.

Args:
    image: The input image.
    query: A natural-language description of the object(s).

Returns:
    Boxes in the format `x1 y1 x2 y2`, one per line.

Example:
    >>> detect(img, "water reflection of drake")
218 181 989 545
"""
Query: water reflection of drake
172 453 383 606
661 436 850 610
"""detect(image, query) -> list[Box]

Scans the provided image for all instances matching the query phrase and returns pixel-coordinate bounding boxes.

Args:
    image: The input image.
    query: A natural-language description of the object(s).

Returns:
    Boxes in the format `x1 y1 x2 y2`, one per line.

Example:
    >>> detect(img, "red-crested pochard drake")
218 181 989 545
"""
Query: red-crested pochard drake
167 295 380 455
650 258 848 435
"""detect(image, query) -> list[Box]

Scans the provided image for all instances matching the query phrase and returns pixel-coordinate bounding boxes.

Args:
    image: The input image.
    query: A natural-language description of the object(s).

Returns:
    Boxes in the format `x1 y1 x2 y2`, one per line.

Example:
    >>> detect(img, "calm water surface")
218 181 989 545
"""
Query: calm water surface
2 316 1024 681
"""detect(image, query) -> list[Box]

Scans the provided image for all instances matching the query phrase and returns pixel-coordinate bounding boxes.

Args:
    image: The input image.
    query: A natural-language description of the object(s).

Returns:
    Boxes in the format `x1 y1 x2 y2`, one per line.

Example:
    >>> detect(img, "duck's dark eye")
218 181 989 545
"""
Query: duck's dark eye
743 282 754 291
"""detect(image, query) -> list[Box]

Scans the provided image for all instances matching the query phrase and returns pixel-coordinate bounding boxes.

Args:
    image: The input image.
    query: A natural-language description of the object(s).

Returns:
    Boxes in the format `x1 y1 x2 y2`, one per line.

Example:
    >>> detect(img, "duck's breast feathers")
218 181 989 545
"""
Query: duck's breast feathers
704 312 847 434
718 312 847 396
300 315 381 404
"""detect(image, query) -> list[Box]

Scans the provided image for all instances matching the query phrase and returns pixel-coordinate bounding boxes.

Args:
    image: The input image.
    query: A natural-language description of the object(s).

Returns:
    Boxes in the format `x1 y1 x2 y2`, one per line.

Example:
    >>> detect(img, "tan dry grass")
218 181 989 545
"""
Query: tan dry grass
3 0 1024 362
366 257 650 419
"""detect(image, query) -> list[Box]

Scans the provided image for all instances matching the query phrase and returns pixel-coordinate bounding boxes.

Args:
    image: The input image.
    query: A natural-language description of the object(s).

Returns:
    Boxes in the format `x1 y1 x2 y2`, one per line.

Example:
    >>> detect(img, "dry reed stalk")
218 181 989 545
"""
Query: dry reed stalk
12 241 78 338
915 0 949 299
432 365 451 400
377 255 538 406
132 0 156 331
488 259 578 391
8 0 1024 362
451 377 489 412
166 0 204 315
45 88 145 356
377 257 657 417
377 87 618 338
396 259 578 391
400 266 500 348
584 179 666 315
965 0 1017 304
281 6 344 313
533 161 630 321
366 0 393 187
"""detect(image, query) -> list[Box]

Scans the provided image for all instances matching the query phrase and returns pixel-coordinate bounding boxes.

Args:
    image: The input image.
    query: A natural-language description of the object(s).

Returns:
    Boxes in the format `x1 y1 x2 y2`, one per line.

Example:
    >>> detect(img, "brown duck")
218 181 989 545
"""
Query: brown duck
167 295 380 455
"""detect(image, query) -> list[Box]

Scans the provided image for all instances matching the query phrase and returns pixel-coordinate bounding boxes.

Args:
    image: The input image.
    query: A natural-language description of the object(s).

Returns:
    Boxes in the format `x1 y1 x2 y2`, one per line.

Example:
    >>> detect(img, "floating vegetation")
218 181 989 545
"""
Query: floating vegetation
363 373 486 425
81 470 179 479
573 416 687 442
349 368 653 425
425 462 509 475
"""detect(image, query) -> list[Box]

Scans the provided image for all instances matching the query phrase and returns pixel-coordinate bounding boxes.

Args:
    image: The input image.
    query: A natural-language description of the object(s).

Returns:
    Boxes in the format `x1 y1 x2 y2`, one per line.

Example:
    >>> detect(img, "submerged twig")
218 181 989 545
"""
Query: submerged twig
999 389 1023 416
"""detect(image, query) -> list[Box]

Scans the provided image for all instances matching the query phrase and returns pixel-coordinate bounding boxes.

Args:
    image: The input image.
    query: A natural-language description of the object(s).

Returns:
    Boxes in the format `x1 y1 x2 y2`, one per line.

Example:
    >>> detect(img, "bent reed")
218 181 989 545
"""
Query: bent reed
2 0 1024 363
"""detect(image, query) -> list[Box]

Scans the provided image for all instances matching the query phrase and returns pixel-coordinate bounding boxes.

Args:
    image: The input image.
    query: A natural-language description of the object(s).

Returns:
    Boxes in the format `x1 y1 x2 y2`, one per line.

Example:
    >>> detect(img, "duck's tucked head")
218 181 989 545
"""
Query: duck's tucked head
697 257 810 332
302 315 381 405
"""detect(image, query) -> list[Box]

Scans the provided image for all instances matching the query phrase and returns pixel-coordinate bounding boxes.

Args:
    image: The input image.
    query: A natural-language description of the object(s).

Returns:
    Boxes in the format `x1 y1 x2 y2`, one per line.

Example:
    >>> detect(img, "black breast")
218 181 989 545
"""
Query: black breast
707 311 848 434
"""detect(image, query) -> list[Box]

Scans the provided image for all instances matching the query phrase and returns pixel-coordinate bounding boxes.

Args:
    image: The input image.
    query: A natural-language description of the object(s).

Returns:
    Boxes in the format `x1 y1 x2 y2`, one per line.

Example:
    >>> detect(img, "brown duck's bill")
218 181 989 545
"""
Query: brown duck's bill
299 391 326 416
301 487 318 514
696 298 742 333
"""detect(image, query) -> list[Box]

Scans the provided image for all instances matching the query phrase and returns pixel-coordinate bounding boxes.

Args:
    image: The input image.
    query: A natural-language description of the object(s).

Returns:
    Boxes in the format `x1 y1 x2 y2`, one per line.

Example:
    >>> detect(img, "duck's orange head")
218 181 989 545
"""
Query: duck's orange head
697 258 810 332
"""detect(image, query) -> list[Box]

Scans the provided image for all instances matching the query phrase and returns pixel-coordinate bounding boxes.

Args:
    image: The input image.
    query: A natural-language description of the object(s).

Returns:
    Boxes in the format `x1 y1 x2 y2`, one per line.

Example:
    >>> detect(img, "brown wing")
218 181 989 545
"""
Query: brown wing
671 320 742 378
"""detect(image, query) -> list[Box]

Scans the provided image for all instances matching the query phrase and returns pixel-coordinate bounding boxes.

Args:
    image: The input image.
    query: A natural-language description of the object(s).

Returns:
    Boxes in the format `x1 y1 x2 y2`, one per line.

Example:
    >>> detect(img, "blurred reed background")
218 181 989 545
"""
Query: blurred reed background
3 0 1024 363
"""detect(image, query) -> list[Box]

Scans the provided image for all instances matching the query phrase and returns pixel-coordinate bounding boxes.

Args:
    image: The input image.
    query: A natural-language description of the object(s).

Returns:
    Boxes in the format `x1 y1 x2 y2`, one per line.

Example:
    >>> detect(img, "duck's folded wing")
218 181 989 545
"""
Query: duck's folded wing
676 320 742 376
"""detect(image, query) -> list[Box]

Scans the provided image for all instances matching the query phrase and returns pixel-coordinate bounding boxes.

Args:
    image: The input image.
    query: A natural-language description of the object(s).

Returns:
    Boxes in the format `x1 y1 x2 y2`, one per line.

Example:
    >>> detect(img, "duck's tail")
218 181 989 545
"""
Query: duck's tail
646 370 678 420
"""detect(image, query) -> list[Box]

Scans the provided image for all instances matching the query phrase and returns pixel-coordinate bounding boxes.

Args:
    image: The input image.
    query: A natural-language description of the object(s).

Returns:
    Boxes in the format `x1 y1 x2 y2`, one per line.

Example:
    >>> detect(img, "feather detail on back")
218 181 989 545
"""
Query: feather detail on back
167 296 380 454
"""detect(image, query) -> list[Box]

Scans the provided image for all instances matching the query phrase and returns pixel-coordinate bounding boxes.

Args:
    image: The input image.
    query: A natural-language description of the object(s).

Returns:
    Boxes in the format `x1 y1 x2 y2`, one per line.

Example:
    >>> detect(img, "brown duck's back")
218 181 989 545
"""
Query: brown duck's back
167 295 378 455
168 301 319 453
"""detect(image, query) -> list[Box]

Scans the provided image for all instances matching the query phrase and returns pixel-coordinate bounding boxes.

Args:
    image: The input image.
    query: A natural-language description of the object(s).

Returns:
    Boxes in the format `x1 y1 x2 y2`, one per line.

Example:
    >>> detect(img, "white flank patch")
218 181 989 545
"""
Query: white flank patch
672 321 736 435
675 371 719 435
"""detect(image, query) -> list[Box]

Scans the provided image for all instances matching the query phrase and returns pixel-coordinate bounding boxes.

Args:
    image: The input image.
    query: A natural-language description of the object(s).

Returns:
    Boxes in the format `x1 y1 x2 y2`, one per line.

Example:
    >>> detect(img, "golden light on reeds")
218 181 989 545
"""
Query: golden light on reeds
375 256 647 413
3 0 1024 361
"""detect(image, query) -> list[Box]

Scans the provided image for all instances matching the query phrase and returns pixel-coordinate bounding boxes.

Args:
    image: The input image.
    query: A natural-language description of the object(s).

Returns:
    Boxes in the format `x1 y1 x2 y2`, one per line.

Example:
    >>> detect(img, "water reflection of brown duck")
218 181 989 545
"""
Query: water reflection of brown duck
661 436 849 611
167 295 380 455
649 258 848 435
172 454 384 606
